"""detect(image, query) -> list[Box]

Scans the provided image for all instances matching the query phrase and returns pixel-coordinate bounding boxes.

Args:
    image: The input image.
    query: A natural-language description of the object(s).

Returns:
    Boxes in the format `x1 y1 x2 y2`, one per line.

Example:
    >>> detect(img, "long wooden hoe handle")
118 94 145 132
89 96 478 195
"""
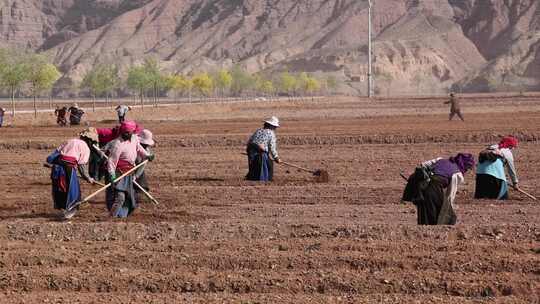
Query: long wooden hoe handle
133 180 160 205
241 152 314 173
516 188 537 201
68 160 149 211
92 145 157 204
278 160 315 173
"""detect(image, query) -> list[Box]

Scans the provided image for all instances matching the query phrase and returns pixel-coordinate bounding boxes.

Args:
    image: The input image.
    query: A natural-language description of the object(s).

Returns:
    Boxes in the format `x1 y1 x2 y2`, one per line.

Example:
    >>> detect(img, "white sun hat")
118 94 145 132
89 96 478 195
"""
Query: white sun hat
138 129 155 146
264 116 280 128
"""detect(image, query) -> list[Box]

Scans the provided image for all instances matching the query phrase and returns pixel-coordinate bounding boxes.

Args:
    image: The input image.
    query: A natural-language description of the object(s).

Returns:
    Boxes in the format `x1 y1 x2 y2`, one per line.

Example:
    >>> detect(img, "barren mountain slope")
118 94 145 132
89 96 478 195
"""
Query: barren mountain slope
46 0 487 95
1 0 540 94
451 0 540 92
0 0 151 50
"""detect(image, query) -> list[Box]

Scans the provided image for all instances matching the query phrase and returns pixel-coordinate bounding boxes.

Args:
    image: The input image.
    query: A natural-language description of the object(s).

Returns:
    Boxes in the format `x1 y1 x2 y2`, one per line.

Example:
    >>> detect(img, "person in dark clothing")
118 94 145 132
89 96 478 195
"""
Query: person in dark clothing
68 103 84 125
444 93 464 121
402 153 475 225
0 107 5 127
55 106 68 127
245 116 281 182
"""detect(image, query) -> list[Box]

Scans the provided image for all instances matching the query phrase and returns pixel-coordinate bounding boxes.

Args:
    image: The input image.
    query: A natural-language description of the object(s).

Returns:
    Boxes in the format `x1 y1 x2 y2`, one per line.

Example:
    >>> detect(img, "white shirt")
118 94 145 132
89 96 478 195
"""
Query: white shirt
488 144 518 184
116 105 130 116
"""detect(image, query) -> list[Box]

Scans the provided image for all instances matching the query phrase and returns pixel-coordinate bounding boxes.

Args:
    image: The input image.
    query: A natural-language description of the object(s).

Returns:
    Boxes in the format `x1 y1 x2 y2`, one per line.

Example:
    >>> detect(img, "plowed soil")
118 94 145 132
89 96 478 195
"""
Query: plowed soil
0 96 539 303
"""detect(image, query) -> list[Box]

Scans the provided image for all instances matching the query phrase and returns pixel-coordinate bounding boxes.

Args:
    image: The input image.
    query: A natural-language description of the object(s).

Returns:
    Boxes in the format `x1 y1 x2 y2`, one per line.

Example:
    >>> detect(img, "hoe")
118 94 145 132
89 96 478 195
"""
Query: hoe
277 160 329 183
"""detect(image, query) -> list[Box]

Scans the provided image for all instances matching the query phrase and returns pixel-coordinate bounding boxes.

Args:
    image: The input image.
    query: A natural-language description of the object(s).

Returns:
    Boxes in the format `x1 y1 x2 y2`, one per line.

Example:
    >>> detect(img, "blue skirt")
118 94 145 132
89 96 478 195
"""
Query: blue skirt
51 163 81 210
246 144 273 182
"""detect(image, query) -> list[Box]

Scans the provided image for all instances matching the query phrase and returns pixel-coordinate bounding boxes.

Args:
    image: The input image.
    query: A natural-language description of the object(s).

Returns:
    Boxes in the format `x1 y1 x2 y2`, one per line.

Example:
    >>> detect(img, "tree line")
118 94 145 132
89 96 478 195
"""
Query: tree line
0 49 61 117
0 49 339 117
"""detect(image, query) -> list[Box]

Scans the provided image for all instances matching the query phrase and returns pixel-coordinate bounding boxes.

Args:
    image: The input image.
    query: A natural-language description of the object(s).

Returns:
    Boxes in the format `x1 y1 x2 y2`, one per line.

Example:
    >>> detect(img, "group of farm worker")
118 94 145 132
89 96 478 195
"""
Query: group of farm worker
54 103 131 127
242 118 522 226
401 135 521 225
47 119 155 219
45 104 523 225
55 103 85 126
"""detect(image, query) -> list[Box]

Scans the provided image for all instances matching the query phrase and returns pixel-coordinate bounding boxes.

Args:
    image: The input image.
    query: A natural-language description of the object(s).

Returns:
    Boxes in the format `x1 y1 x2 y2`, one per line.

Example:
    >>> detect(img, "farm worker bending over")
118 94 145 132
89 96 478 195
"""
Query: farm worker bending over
475 136 519 200
246 116 281 182
68 103 85 126
98 122 143 146
90 123 144 180
47 128 98 219
106 120 153 217
133 129 156 193
402 153 475 225
55 106 68 127
444 93 464 121
115 104 132 123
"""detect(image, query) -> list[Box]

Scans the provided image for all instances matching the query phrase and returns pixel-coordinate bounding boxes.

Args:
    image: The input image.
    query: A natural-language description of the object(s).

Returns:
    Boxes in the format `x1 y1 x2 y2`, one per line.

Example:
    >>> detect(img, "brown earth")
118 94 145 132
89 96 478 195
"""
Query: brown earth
0 96 539 303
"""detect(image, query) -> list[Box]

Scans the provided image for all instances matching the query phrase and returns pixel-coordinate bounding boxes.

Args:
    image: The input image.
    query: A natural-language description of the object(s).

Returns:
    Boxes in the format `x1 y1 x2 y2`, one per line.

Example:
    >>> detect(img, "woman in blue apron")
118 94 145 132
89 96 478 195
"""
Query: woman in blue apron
246 116 281 182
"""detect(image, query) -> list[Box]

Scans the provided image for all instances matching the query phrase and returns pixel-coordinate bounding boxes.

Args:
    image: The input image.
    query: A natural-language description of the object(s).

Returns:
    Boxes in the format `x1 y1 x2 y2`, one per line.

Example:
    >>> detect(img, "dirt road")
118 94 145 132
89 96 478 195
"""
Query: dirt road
0 96 538 303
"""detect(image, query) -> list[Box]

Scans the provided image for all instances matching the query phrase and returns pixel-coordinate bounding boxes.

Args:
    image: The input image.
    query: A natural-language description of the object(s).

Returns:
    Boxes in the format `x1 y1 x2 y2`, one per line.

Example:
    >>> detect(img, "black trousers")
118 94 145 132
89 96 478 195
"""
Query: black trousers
403 174 454 225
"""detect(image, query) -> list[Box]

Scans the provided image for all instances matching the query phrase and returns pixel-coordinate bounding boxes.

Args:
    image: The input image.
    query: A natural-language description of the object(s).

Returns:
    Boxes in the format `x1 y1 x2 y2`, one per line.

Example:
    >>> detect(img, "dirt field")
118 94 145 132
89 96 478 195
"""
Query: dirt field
0 96 539 303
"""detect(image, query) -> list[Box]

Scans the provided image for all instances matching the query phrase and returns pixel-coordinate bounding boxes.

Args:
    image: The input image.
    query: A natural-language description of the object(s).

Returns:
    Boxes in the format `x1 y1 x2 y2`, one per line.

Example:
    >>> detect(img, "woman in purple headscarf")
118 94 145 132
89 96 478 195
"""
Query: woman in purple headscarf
402 153 475 225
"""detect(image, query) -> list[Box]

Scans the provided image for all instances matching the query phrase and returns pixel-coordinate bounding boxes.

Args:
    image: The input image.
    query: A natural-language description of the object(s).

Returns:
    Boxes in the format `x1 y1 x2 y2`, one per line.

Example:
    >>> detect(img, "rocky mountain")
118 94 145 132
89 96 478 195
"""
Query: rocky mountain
0 0 539 95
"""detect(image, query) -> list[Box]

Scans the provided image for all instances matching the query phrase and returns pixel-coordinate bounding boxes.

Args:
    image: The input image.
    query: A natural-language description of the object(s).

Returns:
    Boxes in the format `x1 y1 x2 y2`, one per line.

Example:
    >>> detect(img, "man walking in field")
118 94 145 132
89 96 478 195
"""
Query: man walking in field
115 104 132 123
444 93 464 121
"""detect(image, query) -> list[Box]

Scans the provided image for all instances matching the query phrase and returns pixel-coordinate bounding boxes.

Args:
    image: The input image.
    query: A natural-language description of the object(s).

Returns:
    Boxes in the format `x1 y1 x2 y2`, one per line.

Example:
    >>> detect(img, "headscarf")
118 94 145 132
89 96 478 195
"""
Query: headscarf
79 127 99 143
97 127 116 144
449 153 475 174
120 120 137 133
499 136 518 149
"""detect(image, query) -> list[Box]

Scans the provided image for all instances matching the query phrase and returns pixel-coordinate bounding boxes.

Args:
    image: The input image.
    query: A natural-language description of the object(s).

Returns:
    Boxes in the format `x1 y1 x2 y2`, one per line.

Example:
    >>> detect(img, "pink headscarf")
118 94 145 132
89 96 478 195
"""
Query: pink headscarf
120 120 137 133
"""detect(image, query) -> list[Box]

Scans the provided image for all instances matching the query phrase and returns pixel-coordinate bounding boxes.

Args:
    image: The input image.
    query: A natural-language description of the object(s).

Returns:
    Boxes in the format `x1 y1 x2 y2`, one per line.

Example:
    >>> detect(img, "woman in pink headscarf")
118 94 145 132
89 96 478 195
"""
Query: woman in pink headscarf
104 121 154 218
90 122 144 180
475 136 520 200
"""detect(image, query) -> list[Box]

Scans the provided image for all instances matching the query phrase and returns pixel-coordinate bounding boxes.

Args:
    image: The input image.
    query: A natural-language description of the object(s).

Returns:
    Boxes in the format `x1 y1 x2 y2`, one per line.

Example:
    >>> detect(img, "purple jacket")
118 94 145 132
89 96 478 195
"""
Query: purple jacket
433 159 460 180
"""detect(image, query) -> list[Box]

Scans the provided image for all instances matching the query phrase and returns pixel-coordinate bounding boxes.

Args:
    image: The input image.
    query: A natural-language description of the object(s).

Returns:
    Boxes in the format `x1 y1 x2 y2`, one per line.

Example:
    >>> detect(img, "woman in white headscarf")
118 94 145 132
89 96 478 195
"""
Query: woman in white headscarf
246 116 281 182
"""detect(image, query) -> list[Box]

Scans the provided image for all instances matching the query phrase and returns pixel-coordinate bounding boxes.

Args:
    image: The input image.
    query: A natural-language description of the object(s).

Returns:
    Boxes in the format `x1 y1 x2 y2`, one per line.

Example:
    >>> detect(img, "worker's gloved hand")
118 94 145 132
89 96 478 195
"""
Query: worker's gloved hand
513 183 520 190
87 177 96 184
274 158 281 164
109 173 117 183
147 154 155 162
